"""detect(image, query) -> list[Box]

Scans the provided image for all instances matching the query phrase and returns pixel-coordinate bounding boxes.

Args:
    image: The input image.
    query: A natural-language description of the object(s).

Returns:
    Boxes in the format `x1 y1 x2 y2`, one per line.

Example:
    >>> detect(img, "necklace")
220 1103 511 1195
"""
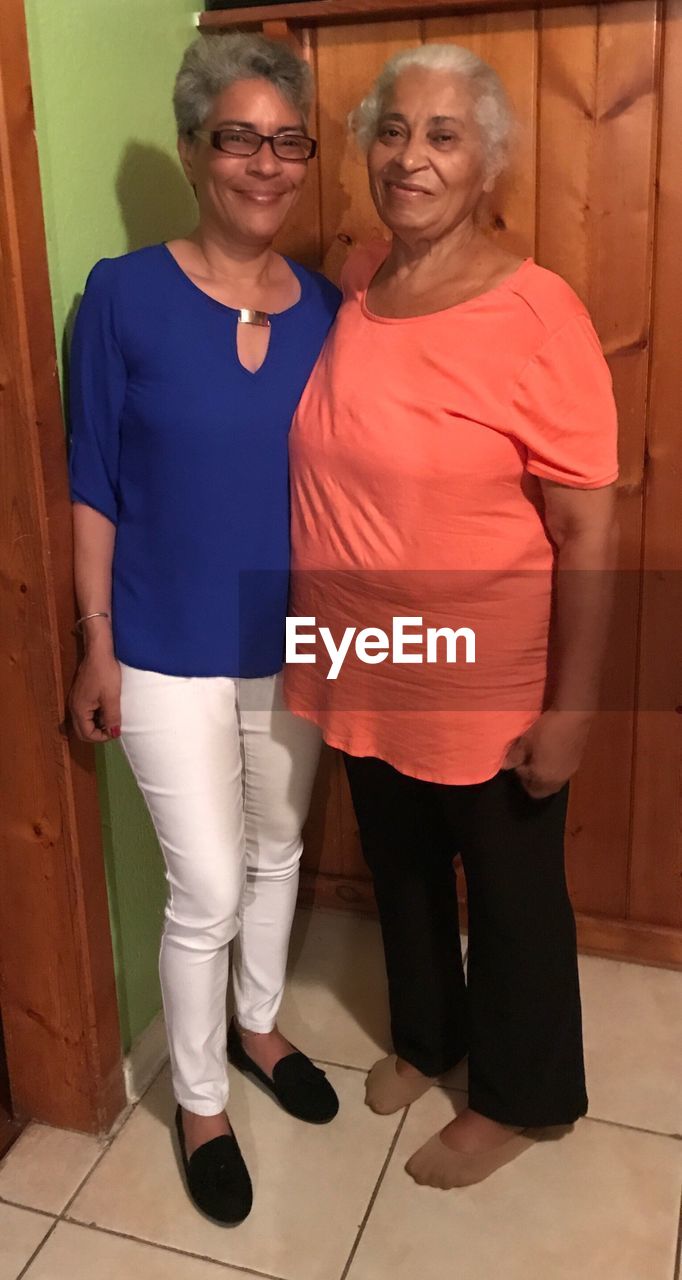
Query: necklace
238 309 270 327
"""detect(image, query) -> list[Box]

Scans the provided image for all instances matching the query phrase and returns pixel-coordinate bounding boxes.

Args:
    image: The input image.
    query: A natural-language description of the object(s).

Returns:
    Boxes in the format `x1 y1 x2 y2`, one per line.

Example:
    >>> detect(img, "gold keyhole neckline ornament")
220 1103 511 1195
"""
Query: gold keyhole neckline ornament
238 309 270 327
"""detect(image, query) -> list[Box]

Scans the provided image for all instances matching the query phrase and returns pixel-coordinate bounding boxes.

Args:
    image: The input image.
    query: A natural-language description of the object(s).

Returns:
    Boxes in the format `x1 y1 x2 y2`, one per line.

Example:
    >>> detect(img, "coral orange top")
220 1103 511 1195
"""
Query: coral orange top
285 241 618 784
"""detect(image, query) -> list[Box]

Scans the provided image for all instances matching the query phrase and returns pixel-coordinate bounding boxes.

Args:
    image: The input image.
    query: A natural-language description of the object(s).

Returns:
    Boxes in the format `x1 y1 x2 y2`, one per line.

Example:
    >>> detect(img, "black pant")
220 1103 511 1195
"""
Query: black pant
344 754 588 1128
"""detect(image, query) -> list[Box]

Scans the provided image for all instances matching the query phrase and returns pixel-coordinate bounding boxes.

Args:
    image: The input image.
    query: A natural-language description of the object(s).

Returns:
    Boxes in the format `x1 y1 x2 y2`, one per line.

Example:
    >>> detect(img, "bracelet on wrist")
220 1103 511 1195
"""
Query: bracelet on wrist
73 611 111 635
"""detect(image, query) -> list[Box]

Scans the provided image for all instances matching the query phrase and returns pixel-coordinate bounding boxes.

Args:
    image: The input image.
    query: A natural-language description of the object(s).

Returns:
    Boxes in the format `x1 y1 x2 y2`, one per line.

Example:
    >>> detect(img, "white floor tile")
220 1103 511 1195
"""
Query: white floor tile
283 909 468 1080
581 954 682 1135
0 1203 53 1280
280 909 392 1069
347 1088 682 1280
0 1124 103 1214
69 1063 400 1280
23 1220 251 1279
5 910 680 1280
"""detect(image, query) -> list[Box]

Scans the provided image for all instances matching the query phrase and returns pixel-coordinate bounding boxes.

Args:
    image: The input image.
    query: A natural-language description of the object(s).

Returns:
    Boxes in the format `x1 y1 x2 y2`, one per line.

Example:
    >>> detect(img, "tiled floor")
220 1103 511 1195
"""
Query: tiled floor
2 909 681 1280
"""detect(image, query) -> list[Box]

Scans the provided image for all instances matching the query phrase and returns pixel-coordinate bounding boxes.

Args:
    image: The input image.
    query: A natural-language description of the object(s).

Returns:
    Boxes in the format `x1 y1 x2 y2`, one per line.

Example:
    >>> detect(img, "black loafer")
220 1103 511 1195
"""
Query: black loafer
174 1105 253 1224
227 1019 339 1124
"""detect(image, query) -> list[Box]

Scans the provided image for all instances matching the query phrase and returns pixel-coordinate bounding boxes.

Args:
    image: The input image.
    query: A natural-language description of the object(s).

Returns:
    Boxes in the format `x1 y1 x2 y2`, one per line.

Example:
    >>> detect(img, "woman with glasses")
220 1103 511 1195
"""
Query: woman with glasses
68 33 340 1225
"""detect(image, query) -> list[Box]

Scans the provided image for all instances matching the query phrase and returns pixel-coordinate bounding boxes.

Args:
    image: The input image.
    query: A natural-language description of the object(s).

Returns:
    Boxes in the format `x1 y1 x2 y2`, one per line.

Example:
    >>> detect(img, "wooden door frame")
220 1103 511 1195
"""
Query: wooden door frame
0 1016 23 1156
0 0 125 1133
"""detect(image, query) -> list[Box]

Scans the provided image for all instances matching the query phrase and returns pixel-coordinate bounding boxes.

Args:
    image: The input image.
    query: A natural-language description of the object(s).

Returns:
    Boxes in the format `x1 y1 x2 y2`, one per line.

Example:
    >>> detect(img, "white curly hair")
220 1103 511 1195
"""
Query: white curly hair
350 44 515 175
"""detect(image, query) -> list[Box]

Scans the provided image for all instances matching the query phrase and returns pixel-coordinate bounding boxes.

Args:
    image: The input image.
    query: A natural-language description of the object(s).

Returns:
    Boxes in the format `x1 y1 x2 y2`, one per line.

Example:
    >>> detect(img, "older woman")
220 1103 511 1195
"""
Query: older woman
286 44 618 1189
68 33 339 1224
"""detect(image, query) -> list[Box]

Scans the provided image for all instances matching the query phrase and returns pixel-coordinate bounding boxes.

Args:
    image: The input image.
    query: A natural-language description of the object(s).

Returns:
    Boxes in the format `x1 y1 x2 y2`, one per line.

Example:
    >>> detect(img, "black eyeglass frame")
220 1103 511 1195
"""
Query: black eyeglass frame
192 128 318 161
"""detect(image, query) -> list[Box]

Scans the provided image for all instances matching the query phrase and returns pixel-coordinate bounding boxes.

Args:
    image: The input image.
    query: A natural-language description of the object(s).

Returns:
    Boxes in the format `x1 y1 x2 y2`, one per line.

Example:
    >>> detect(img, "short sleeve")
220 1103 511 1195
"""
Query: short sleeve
68 259 127 524
511 313 619 489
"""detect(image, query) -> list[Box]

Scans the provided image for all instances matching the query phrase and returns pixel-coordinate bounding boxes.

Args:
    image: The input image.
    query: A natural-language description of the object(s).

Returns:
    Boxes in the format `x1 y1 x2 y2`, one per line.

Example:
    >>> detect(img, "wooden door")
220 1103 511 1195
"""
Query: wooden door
0 1015 22 1158
0 0 126 1132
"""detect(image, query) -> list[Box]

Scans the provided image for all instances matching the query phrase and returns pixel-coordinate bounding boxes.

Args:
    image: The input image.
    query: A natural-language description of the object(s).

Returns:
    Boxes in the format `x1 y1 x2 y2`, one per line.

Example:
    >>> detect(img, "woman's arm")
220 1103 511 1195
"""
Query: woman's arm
67 259 127 742
503 480 618 797
542 479 618 712
69 503 121 743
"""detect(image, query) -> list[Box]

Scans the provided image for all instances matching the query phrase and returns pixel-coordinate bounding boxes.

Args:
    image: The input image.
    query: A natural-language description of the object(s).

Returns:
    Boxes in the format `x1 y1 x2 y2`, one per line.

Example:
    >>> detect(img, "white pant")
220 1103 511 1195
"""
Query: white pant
119 665 321 1114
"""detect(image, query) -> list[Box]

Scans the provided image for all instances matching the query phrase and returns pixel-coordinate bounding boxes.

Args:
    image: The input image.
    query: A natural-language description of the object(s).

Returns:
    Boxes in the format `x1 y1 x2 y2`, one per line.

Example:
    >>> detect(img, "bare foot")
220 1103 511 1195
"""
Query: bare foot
440 1107 523 1155
405 1110 534 1189
236 1022 296 1080
366 1054 435 1115
395 1057 429 1080
181 1108 232 1158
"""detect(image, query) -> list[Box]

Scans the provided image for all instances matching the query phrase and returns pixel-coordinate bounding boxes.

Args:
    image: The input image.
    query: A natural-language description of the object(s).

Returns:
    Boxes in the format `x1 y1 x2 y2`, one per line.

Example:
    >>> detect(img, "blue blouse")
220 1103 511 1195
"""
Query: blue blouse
69 244 340 677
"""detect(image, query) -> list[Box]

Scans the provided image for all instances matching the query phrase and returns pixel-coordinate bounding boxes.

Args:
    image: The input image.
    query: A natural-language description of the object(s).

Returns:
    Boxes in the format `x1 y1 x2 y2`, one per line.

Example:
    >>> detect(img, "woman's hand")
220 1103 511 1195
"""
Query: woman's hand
501 709 592 799
69 646 121 744
70 504 119 742
502 482 615 798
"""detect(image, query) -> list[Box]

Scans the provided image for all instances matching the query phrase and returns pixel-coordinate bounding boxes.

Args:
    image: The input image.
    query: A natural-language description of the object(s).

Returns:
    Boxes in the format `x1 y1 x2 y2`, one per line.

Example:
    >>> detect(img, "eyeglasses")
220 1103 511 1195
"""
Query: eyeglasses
192 128 317 161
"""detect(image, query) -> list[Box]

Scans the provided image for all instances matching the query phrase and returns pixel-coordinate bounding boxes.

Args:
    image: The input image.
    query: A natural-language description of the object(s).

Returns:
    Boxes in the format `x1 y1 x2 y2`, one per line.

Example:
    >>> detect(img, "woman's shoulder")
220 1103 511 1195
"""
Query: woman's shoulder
82 244 168 299
290 260 342 317
508 259 591 339
339 239 390 299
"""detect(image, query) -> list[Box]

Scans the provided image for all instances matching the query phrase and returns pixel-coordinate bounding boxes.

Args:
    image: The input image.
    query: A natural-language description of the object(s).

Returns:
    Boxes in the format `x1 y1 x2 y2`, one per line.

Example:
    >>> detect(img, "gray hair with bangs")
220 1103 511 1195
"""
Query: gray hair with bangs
173 33 314 136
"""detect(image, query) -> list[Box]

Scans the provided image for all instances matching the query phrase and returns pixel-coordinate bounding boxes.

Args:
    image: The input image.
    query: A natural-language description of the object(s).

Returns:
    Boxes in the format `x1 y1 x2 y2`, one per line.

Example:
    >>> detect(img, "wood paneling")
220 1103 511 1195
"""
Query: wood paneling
0 1016 22 1158
299 868 682 967
588 3 658 518
200 0 608 31
302 746 343 875
316 20 420 276
628 0 682 929
423 11 538 257
0 0 125 1131
274 28 323 267
301 751 371 889
536 2 661 918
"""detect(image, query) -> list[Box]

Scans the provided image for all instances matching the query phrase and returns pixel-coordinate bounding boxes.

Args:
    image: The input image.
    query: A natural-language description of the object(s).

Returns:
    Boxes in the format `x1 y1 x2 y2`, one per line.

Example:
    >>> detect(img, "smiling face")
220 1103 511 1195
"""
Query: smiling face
367 65 496 245
179 77 310 249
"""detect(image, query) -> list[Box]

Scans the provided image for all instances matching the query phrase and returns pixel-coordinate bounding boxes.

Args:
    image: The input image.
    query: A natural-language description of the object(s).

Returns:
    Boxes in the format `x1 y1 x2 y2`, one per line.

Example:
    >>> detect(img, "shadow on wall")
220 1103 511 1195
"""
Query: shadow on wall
62 142 195 438
61 294 81 434
116 141 196 253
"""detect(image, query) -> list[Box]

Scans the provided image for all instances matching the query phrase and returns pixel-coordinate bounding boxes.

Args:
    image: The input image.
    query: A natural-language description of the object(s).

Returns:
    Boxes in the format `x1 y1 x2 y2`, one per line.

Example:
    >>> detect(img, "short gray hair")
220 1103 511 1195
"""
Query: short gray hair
350 44 514 173
173 33 314 136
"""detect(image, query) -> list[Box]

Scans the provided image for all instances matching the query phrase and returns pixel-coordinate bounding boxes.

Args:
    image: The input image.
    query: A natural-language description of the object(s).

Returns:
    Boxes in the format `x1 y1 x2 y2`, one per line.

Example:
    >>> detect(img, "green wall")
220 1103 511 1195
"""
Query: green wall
25 0 199 1052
